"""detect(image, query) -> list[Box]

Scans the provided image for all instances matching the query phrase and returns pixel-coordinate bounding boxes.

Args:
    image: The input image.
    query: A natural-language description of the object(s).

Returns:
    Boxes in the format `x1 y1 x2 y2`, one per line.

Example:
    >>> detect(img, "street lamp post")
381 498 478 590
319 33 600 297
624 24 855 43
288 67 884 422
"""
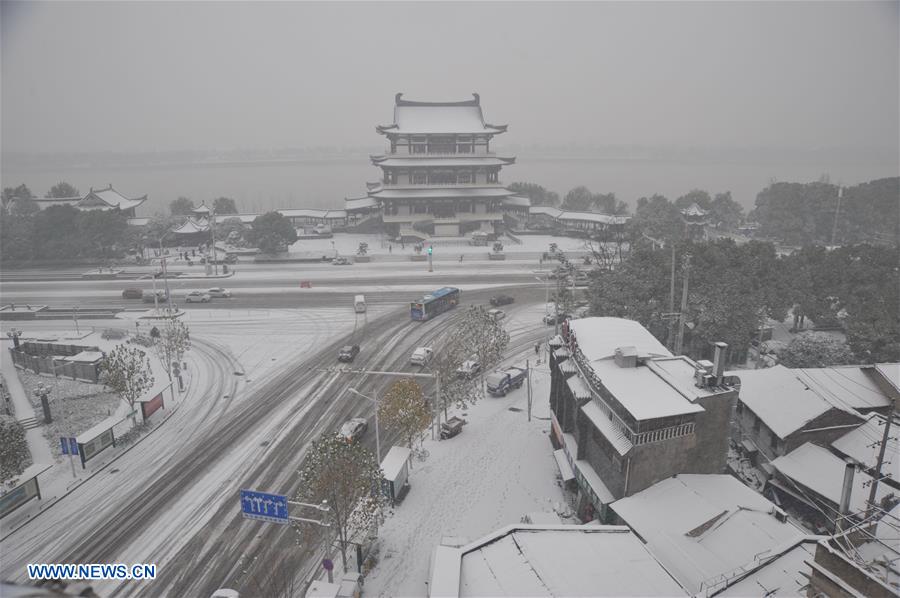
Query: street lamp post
347 387 381 462
6 328 22 349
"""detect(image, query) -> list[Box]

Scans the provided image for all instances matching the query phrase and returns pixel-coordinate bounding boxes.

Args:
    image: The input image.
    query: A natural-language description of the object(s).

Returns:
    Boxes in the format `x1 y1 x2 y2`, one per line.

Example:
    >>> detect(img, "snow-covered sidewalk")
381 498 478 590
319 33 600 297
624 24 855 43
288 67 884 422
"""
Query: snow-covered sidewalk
0 341 54 467
361 363 568 597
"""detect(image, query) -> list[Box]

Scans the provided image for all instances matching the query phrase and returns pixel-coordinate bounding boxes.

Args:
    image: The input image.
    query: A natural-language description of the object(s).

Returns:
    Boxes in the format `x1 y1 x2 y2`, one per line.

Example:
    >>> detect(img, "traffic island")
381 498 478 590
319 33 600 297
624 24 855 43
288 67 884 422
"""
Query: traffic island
488 252 507 260
409 255 427 262
0 305 47 321
81 268 124 280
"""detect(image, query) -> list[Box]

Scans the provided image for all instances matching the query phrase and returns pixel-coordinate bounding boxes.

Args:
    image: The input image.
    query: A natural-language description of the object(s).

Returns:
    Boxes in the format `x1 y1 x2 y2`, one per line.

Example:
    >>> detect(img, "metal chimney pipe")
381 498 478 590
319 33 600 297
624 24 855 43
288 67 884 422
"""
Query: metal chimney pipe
713 342 728 384
836 459 855 533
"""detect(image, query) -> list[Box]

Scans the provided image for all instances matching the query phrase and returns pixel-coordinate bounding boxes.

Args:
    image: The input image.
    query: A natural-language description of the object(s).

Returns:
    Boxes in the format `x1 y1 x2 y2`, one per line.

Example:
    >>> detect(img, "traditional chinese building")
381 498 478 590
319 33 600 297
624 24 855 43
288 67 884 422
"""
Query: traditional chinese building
32 184 148 217
358 93 528 237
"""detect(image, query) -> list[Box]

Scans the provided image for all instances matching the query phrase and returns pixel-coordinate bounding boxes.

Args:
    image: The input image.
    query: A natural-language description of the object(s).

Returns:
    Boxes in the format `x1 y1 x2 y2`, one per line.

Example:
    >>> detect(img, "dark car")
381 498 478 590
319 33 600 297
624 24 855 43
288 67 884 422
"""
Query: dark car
490 294 515 307
122 288 143 299
543 313 570 325
338 344 360 362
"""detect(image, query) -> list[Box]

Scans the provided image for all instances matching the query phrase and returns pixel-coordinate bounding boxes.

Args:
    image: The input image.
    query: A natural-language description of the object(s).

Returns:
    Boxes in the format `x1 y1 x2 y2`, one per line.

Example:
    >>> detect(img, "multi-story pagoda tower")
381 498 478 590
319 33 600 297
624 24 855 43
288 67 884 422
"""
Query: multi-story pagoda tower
362 93 526 238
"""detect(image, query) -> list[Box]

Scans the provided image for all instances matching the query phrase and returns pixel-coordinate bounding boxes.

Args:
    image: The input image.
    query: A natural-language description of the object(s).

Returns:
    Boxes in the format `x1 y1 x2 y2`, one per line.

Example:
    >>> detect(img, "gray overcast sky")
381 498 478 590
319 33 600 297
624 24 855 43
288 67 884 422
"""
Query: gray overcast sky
2 1 898 154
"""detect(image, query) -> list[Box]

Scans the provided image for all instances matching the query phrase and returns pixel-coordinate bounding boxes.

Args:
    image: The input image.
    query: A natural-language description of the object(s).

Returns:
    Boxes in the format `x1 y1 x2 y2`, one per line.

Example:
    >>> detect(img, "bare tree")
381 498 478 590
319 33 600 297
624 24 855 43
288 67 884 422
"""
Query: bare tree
99 346 155 425
378 379 431 452
153 318 191 384
295 434 386 573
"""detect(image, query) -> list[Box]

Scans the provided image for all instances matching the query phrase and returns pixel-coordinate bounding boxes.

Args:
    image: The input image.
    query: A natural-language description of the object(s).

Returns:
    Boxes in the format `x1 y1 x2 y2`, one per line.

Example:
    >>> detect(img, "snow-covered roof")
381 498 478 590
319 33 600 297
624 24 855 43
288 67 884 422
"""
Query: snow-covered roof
569 318 672 363
501 195 531 208
344 196 380 211
278 208 346 219
771 443 895 513
557 210 630 225
529 206 563 219
214 213 257 224
581 401 633 455
430 525 687 597
305 580 340 598
372 157 515 167
78 184 147 211
854 502 900 580
191 202 211 215
589 358 707 421
715 540 818 597
611 474 806 595
874 362 900 394
379 94 507 136
171 217 210 234
794 366 892 412
380 446 412 482
63 351 104 363
370 187 514 199
728 365 856 439
831 413 900 470
681 203 708 217
567 376 592 400
574 460 616 504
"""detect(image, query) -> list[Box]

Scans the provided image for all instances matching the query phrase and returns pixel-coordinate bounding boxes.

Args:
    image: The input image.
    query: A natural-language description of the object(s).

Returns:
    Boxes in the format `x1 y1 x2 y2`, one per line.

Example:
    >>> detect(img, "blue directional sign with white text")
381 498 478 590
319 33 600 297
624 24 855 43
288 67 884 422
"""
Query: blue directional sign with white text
61 437 69 455
240 489 289 524
69 438 79 455
60 437 78 455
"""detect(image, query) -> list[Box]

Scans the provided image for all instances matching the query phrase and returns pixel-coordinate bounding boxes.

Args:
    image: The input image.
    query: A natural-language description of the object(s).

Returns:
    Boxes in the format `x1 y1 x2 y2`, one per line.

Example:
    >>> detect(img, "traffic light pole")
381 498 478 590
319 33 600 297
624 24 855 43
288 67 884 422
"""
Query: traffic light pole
427 246 433 272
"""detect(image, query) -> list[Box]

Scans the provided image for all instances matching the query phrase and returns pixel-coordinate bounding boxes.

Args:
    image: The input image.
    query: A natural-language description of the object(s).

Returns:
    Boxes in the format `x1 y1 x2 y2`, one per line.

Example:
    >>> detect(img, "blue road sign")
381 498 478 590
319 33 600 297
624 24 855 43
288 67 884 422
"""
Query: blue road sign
60 437 77 455
240 489 289 524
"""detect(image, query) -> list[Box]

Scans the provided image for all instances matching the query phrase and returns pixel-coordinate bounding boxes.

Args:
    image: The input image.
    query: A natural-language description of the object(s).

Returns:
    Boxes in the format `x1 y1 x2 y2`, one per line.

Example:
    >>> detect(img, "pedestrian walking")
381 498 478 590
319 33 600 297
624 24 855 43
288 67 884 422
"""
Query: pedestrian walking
389 244 392 254
534 342 540 355
459 254 464 263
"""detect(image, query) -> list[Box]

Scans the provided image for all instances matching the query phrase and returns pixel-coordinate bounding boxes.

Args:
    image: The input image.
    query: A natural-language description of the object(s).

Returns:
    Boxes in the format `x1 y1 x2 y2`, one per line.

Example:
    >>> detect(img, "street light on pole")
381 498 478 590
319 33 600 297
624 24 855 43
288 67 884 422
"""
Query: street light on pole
347 387 381 462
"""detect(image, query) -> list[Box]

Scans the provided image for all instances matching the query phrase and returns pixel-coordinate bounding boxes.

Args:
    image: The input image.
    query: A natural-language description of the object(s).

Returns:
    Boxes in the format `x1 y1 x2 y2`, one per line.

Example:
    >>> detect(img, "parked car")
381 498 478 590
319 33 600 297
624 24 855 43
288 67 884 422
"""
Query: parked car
185 291 211 303
339 418 368 442
410 347 434 366
440 416 466 439
486 367 527 397
332 256 352 266
122 288 143 299
487 308 506 321
543 313 570 325
456 357 481 379
206 287 232 298
489 294 514 307
338 344 360 362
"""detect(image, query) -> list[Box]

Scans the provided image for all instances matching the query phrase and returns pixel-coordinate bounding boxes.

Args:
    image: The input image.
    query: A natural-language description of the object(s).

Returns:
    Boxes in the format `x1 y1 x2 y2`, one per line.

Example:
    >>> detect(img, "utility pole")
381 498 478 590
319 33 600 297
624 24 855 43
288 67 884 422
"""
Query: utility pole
211 207 219 275
526 359 533 422
867 396 897 516
674 254 691 356
668 244 676 350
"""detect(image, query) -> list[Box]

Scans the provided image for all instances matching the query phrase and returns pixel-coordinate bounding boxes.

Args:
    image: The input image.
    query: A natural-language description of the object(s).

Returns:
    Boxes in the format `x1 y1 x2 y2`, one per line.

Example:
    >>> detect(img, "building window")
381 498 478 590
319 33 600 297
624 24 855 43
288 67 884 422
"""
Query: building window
413 172 427 185
457 172 471 184
414 204 428 214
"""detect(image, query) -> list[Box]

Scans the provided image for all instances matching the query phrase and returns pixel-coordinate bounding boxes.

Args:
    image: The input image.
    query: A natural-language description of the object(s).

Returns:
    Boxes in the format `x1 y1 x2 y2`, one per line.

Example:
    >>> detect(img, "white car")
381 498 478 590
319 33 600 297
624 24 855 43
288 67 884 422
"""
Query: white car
487 308 506 321
206 287 232 298
185 291 211 303
339 418 368 442
456 357 481 379
410 347 434 366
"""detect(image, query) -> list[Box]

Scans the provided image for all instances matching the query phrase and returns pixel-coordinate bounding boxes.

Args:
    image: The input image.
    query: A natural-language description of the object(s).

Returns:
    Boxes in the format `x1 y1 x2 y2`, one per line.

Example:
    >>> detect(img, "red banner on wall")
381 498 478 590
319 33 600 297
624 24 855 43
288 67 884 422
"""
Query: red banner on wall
141 393 164 421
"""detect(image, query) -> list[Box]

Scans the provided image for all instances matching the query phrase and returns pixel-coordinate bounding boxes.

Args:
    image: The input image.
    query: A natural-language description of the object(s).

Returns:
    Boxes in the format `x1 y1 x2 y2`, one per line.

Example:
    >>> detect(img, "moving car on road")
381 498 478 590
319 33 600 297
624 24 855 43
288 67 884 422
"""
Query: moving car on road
487 308 506 321
410 347 434 366
543 312 569 325
142 289 168 303
122 288 143 299
338 344 360 362
185 291 212 303
206 287 232 298
489 294 514 307
339 418 368 442
332 256 352 266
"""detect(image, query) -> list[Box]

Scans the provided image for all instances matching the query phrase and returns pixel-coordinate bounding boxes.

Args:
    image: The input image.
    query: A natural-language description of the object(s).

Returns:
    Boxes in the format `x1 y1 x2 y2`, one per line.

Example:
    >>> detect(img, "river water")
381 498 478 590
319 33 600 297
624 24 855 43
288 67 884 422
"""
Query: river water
3 154 896 216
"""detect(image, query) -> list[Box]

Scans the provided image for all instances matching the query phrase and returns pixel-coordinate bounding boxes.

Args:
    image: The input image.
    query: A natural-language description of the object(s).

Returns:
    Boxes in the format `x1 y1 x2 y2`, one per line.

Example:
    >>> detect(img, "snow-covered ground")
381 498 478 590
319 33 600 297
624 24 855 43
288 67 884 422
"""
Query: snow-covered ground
361 358 570 597
287 233 591 257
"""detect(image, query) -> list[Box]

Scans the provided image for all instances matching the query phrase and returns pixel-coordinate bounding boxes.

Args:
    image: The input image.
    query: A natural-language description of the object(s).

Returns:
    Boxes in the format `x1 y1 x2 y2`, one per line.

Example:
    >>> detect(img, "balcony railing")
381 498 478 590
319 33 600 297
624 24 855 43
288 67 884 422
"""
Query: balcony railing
381 181 503 189
382 150 498 158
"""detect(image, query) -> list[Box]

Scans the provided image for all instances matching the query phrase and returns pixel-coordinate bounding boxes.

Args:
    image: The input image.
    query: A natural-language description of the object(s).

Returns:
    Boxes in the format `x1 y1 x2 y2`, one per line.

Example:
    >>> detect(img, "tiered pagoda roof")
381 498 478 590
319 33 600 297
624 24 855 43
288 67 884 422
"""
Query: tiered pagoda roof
370 156 516 167
33 184 147 212
376 93 508 136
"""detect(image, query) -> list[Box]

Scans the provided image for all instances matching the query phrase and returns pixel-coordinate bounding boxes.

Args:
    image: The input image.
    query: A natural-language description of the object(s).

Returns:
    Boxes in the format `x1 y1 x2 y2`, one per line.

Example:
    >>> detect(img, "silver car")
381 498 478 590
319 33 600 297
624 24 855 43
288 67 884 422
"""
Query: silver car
206 287 232 298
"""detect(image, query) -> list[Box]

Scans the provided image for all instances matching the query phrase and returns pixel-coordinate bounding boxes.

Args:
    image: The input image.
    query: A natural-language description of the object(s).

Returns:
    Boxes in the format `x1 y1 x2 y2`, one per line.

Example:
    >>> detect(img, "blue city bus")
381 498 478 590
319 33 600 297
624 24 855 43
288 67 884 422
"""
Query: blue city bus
410 287 460 321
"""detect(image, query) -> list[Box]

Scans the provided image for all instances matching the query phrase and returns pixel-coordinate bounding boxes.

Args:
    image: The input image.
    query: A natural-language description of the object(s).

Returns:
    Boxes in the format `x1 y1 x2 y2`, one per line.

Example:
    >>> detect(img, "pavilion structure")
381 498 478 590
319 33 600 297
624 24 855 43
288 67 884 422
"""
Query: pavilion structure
359 93 528 237
32 184 148 217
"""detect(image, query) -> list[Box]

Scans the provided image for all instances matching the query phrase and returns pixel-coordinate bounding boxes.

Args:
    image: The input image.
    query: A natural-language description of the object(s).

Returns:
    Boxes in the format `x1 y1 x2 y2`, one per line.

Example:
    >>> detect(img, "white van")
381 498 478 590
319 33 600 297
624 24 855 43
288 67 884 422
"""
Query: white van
354 294 366 313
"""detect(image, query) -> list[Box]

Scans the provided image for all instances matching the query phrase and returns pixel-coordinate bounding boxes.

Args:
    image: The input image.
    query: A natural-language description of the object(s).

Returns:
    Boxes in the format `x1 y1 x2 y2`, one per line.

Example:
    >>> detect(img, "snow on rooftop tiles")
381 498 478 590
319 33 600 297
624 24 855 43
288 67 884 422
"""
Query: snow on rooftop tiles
771 443 895 514
831 413 900 470
438 525 687 597
568 317 671 363
380 446 411 482
589 358 705 421
580 401 633 455
727 365 847 439
794 366 892 412
715 540 817 597
611 475 806 595
875 363 900 394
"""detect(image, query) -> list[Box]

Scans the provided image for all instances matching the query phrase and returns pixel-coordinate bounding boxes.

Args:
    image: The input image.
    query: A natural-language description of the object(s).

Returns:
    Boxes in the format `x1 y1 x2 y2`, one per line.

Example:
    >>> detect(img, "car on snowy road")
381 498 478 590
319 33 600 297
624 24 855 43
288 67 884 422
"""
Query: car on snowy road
332 256 352 266
410 347 434 366
338 344 360 362
185 291 211 303
339 418 368 442
489 294 514 307
206 287 232 298
456 357 481 379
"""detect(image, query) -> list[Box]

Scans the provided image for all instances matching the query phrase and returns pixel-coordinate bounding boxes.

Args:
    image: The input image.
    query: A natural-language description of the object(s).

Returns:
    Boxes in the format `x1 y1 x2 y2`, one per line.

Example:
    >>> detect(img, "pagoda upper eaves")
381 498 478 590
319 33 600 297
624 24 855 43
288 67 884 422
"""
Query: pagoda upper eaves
376 93 508 136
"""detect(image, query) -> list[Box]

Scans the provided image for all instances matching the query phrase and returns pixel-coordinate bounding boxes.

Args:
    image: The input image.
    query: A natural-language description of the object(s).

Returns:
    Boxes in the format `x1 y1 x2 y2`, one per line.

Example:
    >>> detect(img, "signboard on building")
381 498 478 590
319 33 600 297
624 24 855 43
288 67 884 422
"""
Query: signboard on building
141 393 164 421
